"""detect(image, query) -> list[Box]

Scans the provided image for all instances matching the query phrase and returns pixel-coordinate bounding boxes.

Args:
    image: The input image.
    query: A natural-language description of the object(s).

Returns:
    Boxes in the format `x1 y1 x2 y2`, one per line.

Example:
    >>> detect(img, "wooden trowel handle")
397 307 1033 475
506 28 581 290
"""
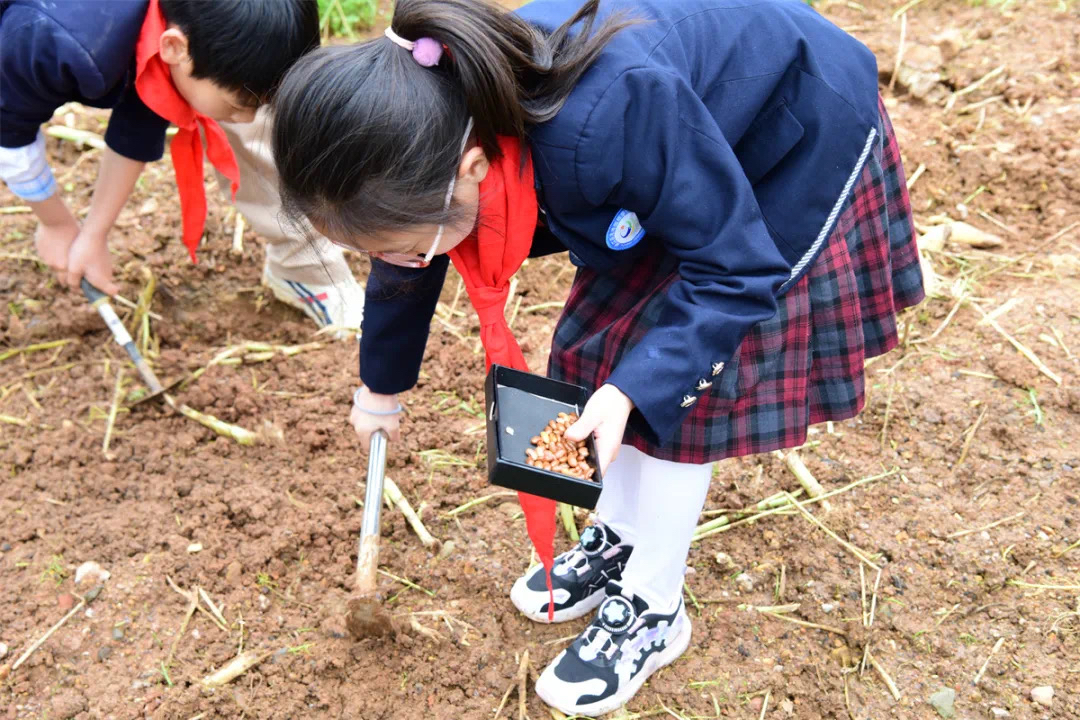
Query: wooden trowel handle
355 534 381 594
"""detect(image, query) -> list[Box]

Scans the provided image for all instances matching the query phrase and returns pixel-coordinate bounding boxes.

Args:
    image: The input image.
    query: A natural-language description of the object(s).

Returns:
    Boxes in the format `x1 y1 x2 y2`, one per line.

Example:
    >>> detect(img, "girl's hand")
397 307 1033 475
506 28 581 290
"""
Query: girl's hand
351 386 402 452
564 383 634 473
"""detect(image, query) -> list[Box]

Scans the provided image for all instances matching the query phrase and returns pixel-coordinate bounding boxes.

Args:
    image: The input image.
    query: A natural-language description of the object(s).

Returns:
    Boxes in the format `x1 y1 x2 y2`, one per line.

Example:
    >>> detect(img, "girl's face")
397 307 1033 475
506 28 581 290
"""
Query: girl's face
319 130 490 269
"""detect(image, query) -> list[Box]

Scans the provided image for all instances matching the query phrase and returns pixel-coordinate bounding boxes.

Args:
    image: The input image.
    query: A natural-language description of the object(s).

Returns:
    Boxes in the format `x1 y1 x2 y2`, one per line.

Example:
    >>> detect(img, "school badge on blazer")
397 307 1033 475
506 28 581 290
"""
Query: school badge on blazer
606 209 645 250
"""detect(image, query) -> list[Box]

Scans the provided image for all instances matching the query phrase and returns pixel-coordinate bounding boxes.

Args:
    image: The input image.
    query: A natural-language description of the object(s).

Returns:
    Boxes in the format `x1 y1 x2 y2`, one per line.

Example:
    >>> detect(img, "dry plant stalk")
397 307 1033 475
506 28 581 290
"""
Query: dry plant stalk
165 591 198 669
947 511 1025 539
201 649 275 687
445 491 517 517
888 11 906 93
5 595 87 677
45 125 105 149
973 637 1005 685
758 608 846 636
782 451 832 511
953 406 988 471
383 476 439 548
0 339 75 363
517 649 530 720
165 395 258 445
783 492 881 571
559 502 579 542
166 576 228 632
198 588 228 628
868 567 883 628
231 213 245 255
693 469 899 541
102 369 125 456
972 304 1062 385
868 652 902 701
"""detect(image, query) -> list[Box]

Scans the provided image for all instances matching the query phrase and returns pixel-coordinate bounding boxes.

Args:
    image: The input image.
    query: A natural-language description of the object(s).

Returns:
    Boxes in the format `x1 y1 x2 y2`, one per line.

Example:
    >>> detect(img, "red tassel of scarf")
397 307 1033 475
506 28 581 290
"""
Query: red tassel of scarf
447 136 557 620
133 0 240 261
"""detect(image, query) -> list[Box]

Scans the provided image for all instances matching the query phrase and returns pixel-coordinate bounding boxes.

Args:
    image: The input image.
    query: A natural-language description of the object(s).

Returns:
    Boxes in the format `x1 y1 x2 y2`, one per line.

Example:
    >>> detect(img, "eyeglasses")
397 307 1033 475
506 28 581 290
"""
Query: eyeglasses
358 117 475 269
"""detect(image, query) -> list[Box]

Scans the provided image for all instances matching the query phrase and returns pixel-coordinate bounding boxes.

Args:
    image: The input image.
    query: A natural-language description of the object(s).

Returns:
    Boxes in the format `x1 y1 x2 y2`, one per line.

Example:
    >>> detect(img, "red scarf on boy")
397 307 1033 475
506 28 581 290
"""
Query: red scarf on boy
134 0 240 261
447 136 558 620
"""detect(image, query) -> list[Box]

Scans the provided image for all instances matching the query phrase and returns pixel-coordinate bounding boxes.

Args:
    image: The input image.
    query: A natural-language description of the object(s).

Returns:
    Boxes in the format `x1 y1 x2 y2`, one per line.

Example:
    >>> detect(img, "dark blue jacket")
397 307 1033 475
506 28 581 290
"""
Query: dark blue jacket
360 0 881 447
0 0 169 160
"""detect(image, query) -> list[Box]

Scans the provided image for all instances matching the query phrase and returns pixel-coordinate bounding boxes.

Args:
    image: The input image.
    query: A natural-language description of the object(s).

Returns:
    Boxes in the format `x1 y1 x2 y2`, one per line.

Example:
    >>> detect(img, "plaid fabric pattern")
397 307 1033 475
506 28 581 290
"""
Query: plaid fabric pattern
548 98 925 464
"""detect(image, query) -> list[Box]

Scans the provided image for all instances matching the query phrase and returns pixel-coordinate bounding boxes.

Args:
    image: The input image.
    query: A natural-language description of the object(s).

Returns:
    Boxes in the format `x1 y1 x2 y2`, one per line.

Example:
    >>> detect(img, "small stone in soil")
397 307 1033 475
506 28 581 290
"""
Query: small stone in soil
991 708 1009 717
1030 686 1053 707
74 560 110 586
0 641 7 659
0 542 10 552
437 540 456 560
737 644 751 658
112 627 124 641
57 593 76 612
83 583 103 602
97 646 112 662
929 687 956 718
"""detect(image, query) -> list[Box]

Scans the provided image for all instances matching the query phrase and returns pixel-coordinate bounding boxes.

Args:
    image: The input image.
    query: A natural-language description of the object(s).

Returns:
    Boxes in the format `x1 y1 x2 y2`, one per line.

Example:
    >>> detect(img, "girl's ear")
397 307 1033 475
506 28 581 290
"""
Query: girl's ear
159 28 191 66
458 147 490 185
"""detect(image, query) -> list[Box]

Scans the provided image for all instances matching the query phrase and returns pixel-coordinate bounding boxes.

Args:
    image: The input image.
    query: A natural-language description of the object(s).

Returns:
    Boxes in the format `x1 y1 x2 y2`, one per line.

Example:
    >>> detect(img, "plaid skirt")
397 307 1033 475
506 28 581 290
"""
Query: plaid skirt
548 98 925 464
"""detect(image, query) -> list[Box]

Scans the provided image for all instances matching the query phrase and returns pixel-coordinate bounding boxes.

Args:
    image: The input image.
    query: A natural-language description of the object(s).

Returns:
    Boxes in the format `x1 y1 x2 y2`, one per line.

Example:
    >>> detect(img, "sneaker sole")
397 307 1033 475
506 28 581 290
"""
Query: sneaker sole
510 576 606 624
536 614 693 718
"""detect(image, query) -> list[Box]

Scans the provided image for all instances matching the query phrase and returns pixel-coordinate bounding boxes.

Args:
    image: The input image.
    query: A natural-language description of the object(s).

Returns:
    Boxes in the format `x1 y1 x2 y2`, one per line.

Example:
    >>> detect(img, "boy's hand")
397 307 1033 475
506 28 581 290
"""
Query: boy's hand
565 384 634 474
351 386 402 452
65 228 118 295
35 217 80 279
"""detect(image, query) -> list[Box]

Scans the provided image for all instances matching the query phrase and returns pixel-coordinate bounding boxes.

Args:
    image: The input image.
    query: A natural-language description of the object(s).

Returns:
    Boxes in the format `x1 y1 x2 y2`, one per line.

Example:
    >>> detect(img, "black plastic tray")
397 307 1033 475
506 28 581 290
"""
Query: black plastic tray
484 365 603 509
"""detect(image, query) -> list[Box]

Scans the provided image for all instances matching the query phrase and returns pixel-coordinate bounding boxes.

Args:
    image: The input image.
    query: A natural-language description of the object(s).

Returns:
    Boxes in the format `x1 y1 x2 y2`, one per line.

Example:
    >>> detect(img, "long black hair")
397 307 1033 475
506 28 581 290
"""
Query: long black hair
272 0 631 244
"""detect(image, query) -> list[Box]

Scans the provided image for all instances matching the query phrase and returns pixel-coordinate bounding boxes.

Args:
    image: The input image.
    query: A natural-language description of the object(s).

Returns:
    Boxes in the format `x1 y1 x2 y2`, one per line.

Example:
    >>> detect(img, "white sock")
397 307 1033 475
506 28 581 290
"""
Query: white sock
617 450 712 613
593 445 643 546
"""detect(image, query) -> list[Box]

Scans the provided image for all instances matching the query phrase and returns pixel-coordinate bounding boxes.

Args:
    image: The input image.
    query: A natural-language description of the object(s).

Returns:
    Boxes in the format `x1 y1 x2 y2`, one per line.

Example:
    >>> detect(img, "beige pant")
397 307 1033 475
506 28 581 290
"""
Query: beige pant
217 108 354 286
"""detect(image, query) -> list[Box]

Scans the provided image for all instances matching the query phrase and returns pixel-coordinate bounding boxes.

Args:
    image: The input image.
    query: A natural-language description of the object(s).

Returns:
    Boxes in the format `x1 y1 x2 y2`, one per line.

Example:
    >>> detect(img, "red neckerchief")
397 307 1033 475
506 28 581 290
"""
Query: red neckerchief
447 136 558 620
134 0 239 261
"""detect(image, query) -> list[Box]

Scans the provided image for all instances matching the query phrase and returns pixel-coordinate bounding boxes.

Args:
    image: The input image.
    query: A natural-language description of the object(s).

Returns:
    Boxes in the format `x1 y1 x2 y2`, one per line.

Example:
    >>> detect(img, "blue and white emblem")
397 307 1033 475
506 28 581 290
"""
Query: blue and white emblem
606 209 645 250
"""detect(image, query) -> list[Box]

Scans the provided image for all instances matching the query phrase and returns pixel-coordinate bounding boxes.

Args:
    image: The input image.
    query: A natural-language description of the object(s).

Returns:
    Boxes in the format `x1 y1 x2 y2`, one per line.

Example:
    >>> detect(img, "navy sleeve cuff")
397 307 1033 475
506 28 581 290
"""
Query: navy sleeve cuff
359 255 449 394
104 88 169 163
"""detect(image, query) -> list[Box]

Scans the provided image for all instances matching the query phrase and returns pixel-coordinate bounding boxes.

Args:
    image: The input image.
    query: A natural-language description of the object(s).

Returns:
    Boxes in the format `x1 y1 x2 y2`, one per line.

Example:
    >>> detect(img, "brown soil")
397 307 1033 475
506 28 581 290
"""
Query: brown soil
2 1 1079 718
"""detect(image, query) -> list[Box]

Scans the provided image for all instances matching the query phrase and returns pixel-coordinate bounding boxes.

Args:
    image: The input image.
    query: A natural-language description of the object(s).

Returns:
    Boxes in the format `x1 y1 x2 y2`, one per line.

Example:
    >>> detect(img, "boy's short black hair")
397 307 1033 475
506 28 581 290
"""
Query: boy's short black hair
159 0 320 107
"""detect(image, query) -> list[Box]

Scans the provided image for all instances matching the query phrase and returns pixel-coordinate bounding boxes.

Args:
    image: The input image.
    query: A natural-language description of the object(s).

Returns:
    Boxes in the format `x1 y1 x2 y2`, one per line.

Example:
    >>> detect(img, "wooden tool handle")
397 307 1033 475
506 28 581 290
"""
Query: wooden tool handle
355 535 381 594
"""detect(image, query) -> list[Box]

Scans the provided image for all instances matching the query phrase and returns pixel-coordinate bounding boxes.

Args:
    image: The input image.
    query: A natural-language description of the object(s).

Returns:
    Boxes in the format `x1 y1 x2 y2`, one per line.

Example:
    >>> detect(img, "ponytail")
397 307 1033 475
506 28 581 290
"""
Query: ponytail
272 0 631 241
391 0 629 156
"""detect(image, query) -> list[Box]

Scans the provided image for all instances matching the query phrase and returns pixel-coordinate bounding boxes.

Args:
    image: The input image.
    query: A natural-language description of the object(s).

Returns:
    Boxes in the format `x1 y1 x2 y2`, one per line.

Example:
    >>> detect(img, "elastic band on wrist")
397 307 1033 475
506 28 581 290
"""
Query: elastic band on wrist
353 387 403 416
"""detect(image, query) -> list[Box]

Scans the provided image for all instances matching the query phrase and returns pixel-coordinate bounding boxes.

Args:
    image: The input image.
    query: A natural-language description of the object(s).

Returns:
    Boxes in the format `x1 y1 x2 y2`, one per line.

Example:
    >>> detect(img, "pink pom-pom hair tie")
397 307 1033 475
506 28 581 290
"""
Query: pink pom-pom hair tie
384 27 443 67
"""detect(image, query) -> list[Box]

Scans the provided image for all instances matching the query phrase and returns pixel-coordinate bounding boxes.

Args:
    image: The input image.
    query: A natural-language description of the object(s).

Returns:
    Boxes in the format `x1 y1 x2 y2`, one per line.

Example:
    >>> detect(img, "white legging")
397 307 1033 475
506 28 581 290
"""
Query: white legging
595 445 712 613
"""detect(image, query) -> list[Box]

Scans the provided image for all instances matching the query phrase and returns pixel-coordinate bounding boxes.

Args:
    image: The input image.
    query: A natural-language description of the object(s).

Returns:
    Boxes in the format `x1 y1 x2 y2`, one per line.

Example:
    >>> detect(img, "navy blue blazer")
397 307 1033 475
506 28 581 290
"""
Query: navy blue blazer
360 0 881 447
0 0 169 161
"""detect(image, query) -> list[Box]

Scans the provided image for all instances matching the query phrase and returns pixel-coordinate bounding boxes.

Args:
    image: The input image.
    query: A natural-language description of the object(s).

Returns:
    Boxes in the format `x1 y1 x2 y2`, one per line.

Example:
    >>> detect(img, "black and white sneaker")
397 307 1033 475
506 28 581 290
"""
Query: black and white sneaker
535 582 692 717
510 521 632 623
